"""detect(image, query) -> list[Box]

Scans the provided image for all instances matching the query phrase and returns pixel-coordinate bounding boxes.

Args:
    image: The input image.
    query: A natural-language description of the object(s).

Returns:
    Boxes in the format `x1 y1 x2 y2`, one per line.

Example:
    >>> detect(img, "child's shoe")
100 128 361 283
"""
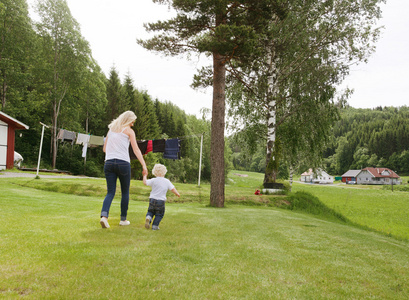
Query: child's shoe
119 220 130 226
152 225 160 230
145 218 150 229
100 217 110 228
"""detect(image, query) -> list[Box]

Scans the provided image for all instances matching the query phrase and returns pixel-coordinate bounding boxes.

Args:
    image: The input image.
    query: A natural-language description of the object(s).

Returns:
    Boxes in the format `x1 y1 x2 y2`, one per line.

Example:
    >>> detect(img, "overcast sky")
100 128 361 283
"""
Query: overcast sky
28 0 409 116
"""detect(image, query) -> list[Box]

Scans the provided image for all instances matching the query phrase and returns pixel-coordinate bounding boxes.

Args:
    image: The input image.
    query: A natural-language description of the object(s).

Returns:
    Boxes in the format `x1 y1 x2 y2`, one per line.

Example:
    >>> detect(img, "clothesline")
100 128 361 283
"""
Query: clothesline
56 128 184 161
44 124 204 186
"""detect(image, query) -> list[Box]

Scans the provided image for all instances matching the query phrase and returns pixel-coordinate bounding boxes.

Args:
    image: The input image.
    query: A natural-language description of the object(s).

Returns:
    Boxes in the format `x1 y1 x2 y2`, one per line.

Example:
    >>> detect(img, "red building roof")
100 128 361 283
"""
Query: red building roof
362 167 400 179
0 111 29 130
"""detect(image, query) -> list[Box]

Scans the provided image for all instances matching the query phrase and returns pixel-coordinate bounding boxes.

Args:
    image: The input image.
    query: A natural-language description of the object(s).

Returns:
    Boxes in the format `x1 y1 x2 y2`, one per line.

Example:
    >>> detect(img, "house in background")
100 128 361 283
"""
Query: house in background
300 168 334 184
300 168 314 182
341 170 361 184
0 111 29 170
312 169 334 184
356 167 401 185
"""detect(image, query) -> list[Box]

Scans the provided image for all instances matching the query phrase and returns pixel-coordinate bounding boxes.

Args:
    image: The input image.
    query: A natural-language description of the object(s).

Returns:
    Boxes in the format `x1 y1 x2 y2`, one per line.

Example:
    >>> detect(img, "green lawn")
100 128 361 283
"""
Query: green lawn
1 174 409 299
292 181 409 240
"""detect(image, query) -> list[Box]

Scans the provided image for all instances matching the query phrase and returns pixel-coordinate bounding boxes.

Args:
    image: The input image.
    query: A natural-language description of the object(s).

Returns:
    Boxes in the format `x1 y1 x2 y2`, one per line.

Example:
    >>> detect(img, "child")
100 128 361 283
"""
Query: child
143 164 180 230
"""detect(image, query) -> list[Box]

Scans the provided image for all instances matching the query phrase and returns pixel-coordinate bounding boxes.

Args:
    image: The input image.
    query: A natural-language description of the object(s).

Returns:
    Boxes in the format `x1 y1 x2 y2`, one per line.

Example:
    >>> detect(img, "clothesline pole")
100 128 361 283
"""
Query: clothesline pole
198 133 204 186
36 122 49 176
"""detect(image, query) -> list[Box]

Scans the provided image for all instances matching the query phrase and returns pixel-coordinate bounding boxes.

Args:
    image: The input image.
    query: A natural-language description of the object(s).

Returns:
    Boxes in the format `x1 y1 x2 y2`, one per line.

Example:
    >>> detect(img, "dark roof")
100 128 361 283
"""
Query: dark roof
341 170 361 177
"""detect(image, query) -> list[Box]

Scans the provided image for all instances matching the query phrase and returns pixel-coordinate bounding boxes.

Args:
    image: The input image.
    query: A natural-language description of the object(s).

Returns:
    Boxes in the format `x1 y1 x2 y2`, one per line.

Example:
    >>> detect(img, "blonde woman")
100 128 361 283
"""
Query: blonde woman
100 111 148 229
143 164 180 230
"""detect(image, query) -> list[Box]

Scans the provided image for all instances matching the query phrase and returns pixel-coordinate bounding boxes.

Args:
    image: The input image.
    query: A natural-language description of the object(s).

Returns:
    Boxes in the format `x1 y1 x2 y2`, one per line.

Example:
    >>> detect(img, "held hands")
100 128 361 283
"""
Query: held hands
142 167 148 176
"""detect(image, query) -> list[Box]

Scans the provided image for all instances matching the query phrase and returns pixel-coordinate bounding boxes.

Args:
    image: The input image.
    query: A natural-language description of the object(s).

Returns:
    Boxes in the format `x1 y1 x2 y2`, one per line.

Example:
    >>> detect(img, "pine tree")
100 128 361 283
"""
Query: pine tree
105 66 122 122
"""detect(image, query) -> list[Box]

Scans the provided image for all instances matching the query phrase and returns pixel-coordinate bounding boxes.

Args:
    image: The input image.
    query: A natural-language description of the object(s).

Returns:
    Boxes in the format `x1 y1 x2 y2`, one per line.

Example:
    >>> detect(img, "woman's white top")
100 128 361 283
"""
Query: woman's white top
105 129 130 163
146 177 175 201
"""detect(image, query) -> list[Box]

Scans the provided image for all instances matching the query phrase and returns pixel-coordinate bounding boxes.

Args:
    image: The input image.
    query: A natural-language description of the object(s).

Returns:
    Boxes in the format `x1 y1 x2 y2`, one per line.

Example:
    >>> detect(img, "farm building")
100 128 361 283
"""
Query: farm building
356 167 401 185
341 170 361 184
300 168 334 184
0 111 29 170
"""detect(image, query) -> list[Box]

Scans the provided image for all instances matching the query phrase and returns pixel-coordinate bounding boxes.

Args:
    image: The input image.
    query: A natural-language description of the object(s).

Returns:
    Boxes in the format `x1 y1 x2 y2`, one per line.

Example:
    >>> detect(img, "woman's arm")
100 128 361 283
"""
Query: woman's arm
103 135 108 153
124 127 148 175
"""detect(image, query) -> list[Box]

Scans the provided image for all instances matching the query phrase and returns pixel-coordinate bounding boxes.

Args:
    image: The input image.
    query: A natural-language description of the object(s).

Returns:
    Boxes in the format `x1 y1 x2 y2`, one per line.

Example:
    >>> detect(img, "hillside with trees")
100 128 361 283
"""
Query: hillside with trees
322 106 409 176
228 106 409 176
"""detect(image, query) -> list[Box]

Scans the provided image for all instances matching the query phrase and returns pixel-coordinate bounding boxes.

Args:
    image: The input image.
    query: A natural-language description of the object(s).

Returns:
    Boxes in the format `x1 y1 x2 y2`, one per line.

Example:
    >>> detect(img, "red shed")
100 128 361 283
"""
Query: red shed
0 111 29 170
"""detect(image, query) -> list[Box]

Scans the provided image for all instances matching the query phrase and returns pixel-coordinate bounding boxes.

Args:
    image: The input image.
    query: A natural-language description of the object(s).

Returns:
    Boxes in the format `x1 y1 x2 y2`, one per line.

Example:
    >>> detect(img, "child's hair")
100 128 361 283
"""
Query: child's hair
108 111 137 132
152 164 167 177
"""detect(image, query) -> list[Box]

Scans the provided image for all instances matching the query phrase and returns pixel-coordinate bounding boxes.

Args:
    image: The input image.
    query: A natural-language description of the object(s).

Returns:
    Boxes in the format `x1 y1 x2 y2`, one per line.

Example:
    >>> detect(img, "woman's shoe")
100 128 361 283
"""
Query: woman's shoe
100 217 110 228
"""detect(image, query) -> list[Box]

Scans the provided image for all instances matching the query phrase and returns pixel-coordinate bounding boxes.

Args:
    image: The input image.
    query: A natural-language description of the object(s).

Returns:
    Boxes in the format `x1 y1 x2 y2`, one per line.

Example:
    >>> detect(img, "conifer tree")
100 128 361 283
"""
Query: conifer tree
138 0 285 207
105 66 123 122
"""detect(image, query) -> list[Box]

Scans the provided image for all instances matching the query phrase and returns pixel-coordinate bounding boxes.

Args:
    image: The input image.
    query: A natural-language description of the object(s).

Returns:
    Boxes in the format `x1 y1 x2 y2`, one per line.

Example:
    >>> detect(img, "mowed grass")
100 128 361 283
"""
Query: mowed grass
1 173 409 298
292 181 409 240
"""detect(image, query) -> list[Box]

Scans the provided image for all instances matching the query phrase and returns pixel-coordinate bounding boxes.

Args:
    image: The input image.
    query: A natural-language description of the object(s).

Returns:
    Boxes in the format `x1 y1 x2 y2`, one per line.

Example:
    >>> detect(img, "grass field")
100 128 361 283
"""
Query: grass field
1 171 409 299
292 181 409 241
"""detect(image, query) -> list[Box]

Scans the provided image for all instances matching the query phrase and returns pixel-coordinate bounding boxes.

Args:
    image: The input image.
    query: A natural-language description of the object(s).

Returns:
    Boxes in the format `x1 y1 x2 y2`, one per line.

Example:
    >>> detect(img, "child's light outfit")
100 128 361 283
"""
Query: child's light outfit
145 177 175 230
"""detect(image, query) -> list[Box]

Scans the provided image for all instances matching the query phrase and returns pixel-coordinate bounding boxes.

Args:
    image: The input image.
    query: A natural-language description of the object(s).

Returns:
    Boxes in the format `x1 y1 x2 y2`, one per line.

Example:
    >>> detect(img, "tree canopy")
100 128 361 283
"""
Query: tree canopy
2 0 215 183
223 0 384 184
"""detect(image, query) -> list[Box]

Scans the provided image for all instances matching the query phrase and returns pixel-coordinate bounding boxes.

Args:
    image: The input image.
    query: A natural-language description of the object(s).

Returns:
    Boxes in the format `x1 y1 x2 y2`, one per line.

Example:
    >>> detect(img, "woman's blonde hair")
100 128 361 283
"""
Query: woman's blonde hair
152 164 167 177
108 111 137 132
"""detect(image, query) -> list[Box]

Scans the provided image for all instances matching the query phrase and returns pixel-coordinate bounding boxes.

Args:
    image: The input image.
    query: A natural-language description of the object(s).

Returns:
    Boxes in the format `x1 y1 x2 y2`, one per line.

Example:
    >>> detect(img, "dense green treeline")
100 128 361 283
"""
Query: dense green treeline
1 0 214 182
229 106 409 176
323 106 409 175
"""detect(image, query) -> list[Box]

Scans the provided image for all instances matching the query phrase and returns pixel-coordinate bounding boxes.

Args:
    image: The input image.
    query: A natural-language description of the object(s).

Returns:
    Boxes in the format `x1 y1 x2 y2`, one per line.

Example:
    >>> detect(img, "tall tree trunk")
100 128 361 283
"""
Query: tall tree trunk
289 165 293 192
52 100 58 169
264 46 278 184
210 51 226 207
1 79 6 110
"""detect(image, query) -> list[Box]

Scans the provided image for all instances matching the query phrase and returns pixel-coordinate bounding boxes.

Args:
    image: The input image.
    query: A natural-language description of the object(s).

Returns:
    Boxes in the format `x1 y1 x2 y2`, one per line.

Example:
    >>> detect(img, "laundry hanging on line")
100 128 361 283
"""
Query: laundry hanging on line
57 129 105 160
57 128 181 161
76 133 90 158
129 138 180 160
89 135 104 146
57 129 76 144
57 129 105 147
163 138 181 160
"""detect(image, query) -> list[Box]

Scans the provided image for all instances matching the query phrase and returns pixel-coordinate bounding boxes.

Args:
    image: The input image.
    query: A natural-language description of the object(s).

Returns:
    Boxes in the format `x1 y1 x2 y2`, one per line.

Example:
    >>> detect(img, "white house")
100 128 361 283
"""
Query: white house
312 169 334 184
300 168 314 182
356 167 401 185
301 168 333 184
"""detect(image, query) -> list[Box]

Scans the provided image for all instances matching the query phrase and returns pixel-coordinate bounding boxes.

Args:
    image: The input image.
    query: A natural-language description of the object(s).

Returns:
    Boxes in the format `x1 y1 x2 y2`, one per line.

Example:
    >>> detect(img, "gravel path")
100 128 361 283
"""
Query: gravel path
0 172 93 179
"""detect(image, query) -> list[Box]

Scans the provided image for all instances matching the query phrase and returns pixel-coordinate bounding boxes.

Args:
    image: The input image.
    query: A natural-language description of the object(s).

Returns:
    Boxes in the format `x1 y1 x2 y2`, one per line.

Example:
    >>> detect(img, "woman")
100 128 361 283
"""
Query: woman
100 111 148 228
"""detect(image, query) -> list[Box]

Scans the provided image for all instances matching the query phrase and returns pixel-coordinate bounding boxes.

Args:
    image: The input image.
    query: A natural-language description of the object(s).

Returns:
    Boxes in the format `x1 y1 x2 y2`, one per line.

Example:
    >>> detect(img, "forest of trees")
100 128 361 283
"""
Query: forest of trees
229 106 409 177
2 0 396 189
1 0 216 182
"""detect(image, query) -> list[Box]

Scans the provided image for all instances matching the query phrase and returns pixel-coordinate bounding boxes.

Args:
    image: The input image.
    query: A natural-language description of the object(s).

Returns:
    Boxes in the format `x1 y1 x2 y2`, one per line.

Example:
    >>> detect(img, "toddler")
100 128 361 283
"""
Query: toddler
143 164 180 230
